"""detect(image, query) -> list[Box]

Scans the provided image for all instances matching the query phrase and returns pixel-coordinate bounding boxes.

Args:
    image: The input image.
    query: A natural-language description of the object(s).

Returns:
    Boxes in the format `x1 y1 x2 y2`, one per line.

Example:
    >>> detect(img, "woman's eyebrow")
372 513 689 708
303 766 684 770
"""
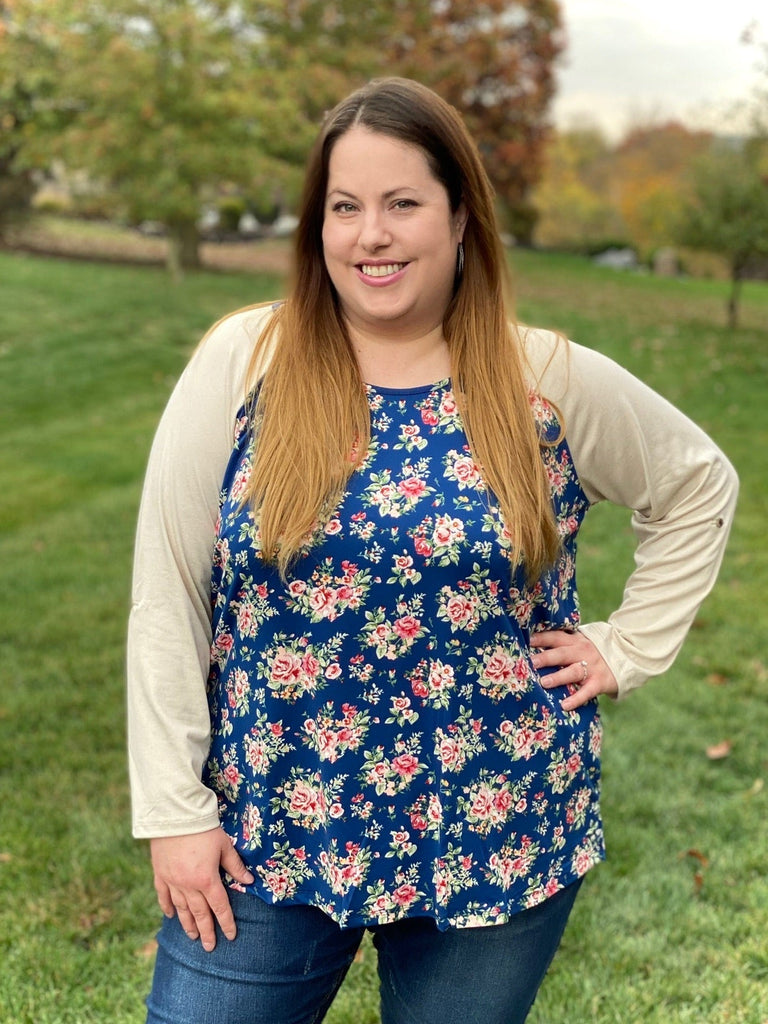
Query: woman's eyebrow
327 186 418 200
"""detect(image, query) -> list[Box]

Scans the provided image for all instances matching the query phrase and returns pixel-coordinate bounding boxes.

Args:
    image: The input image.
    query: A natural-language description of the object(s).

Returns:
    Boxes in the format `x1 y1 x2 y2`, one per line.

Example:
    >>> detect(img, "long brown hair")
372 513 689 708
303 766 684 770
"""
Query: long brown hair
245 77 559 578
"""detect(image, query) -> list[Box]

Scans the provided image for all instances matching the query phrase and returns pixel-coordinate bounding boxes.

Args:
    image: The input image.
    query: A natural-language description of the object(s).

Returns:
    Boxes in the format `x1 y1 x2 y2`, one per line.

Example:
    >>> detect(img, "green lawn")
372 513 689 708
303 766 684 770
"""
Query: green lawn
0 248 765 1023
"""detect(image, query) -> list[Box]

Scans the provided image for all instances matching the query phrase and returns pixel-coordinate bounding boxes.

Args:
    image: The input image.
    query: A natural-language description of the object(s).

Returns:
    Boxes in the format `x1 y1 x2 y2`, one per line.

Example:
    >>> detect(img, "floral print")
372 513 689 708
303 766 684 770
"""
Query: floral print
203 378 602 930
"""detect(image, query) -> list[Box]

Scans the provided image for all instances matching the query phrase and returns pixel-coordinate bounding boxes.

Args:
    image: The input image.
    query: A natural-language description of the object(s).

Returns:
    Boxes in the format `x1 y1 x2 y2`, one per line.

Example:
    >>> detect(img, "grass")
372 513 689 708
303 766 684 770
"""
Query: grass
0 246 765 1023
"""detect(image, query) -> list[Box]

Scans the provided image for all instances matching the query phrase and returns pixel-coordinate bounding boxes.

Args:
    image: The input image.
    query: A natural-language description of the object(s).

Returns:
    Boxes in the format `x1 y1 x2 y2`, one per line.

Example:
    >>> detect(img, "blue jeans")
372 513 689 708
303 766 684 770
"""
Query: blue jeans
146 881 581 1024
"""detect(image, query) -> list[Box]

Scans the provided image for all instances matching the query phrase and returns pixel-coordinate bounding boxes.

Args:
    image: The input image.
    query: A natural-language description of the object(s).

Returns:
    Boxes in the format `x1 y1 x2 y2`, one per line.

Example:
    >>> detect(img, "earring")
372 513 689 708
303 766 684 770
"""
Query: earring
456 242 465 277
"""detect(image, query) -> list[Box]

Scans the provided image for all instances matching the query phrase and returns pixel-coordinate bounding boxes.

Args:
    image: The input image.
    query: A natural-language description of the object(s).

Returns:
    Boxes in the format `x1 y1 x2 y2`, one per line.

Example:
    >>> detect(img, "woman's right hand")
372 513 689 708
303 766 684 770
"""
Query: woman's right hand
150 827 255 952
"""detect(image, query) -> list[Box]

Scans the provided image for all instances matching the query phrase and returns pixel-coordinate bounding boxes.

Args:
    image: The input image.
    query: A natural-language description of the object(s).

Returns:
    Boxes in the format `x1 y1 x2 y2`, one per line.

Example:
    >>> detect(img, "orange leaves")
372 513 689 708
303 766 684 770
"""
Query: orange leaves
679 848 709 895
705 739 732 760
533 119 714 252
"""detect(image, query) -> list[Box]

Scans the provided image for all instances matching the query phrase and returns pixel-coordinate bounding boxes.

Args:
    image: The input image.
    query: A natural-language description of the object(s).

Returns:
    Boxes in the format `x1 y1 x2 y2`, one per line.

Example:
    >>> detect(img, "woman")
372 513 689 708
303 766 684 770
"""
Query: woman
128 78 737 1024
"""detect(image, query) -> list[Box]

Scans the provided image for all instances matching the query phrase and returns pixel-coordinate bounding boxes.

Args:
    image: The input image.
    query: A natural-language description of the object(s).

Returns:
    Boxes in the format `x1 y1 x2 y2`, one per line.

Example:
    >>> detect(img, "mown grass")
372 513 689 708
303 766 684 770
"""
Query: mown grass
0 248 765 1024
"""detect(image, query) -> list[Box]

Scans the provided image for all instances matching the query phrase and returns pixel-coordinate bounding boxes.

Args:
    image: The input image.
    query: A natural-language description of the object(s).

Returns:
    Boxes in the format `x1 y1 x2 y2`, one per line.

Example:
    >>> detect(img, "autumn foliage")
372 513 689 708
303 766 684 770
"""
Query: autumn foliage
0 0 565 267
533 120 714 256
387 0 564 243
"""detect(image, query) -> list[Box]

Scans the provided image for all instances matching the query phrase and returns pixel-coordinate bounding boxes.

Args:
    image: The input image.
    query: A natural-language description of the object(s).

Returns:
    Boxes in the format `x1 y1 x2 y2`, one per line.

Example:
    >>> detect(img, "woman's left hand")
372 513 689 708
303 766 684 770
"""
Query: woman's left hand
531 630 618 712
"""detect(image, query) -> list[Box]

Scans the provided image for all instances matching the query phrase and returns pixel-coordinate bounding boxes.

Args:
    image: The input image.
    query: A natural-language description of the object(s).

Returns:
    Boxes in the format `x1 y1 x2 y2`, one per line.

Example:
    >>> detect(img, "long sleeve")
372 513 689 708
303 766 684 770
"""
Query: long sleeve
524 328 739 698
127 303 277 838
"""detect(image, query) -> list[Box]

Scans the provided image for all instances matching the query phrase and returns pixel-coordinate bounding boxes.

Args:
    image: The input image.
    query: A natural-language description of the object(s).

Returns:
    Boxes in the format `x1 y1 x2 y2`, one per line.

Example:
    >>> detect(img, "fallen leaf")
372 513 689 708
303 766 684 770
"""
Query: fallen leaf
0 852 12 863
706 672 728 686
680 848 709 868
706 740 732 760
136 939 158 959
748 778 764 796
679 849 709 895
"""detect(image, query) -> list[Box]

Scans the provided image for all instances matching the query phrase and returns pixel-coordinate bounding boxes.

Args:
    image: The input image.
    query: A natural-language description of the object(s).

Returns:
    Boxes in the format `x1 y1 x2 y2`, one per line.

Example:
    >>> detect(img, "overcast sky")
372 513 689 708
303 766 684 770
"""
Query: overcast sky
552 0 764 139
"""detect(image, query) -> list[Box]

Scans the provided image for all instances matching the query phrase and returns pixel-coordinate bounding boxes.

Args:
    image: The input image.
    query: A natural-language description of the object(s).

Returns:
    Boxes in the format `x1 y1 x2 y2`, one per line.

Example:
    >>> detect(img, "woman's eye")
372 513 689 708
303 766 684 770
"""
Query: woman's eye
333 202 357 214
393 199 417 210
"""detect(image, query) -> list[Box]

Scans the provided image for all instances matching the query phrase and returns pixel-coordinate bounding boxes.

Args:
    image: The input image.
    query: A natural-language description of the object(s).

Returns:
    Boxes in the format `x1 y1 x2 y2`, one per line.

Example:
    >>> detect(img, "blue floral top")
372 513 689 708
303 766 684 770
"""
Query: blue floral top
203 378 604 930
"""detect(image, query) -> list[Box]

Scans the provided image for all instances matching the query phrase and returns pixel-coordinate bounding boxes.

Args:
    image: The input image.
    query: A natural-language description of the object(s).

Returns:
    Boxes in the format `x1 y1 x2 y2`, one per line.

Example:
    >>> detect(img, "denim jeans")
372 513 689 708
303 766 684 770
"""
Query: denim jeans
146 880 581 1024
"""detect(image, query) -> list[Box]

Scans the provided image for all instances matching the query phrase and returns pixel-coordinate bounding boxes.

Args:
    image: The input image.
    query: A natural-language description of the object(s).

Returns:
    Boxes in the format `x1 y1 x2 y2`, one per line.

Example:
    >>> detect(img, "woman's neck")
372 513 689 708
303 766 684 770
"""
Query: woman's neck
348 321 451 388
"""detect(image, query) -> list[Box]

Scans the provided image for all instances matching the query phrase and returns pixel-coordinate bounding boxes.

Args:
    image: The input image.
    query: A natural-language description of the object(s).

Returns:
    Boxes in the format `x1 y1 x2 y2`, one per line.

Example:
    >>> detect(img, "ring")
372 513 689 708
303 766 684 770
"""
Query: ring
579 659 588 682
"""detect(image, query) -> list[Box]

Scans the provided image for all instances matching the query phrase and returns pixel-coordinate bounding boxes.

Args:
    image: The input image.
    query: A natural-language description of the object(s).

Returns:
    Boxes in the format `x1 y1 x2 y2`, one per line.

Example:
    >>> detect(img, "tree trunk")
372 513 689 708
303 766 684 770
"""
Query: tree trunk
166 220 201 279
727 264 743 331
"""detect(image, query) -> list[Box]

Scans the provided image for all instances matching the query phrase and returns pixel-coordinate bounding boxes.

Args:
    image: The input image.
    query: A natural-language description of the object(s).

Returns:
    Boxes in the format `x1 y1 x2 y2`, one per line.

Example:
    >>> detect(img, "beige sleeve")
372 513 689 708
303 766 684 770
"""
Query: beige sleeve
127 303 277 839
523 327 739 698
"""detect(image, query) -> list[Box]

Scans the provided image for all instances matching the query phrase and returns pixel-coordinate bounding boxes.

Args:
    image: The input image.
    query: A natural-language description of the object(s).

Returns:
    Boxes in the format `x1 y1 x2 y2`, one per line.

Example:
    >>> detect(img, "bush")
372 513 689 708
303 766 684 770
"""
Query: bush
32 192 73 216
217 197 247 233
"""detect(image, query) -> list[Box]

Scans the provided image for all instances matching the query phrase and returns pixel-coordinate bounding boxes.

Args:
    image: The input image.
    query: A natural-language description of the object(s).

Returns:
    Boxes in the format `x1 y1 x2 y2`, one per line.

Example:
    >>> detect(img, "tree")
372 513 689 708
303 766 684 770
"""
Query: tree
611 122 712 257
677 145 768 328
533 120 718 257
253 0 392 125
0 1 53 236
4 0 327 274
3 1 564 269
0 77 36 239
387 0 564 244
531 124 626 251
253 0 566 244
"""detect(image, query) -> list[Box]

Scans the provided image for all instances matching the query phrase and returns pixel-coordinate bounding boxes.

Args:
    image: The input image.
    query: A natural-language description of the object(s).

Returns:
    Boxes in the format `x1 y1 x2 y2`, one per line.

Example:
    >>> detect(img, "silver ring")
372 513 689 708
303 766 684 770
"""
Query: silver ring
579 659 588 682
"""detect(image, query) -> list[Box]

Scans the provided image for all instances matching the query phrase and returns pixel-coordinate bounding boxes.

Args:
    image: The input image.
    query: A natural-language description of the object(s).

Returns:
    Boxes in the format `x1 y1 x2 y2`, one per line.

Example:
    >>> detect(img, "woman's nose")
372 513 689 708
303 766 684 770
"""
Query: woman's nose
358 211 392 251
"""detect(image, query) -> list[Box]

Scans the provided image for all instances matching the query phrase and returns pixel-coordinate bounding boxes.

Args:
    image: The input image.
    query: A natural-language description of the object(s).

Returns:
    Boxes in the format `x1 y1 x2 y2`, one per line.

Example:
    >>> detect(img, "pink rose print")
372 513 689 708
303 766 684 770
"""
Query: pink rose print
271 651 302 683
392 883 418 907
393 615 421 639
411 678 428 698
413 536 433 557
397 476 426 499
391 754 419 778
309 587 338 618
438 737 462 770
289 781 321 816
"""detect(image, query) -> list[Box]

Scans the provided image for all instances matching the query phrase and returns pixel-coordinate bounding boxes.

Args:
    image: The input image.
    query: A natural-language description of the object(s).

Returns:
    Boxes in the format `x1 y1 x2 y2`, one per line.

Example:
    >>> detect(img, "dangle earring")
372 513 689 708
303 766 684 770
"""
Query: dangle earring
456 241 465 278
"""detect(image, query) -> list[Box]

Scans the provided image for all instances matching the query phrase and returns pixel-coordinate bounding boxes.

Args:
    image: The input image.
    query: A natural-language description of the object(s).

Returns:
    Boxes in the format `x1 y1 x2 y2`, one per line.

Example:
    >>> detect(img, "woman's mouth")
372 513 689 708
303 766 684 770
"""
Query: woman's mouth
358 262 408 278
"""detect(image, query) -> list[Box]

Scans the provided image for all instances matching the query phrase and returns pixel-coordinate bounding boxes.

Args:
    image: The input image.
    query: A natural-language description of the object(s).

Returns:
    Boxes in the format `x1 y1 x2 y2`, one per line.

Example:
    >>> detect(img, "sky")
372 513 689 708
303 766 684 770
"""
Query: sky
552 0 764 139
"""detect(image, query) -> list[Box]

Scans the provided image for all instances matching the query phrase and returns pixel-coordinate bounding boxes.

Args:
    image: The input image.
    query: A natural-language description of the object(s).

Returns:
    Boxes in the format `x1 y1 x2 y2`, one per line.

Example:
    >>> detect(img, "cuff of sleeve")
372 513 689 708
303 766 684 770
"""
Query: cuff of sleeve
132 809 222 840
577 621 648 700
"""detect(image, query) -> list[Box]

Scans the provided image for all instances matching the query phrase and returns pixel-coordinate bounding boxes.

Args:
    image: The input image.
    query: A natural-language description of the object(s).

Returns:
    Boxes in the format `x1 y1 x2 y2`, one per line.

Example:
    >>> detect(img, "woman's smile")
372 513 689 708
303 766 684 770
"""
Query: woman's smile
356 261 409 283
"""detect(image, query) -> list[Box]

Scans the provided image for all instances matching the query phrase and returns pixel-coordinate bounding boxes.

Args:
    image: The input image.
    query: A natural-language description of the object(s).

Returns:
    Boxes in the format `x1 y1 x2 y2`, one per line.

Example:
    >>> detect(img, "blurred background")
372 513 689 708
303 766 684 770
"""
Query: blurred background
1 0 767 308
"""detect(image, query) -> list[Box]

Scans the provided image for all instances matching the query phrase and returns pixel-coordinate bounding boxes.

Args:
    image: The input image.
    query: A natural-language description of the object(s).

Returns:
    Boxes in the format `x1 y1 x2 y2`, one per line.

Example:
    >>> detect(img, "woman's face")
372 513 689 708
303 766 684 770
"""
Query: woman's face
321 127 466 341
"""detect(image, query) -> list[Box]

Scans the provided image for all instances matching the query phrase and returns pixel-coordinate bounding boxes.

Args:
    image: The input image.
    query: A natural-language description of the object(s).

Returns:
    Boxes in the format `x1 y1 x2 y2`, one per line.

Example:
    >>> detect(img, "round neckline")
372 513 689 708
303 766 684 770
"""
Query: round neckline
364 377 451 397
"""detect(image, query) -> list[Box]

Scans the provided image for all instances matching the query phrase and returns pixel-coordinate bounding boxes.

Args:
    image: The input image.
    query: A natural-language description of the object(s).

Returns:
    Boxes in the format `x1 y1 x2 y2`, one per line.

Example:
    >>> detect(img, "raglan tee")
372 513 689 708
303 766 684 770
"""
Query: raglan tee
127 303 738 928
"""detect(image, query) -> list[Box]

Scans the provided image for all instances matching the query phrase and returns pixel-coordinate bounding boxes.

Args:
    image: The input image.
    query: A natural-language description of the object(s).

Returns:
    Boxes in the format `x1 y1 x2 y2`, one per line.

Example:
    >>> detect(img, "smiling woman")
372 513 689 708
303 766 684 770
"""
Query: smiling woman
321 128 466 384
127 77 737 1024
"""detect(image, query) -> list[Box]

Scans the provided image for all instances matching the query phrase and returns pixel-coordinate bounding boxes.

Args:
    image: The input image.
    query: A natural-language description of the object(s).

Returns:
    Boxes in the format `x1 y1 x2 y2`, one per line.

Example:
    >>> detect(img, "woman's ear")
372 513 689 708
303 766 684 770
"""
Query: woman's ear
455 201 468 241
